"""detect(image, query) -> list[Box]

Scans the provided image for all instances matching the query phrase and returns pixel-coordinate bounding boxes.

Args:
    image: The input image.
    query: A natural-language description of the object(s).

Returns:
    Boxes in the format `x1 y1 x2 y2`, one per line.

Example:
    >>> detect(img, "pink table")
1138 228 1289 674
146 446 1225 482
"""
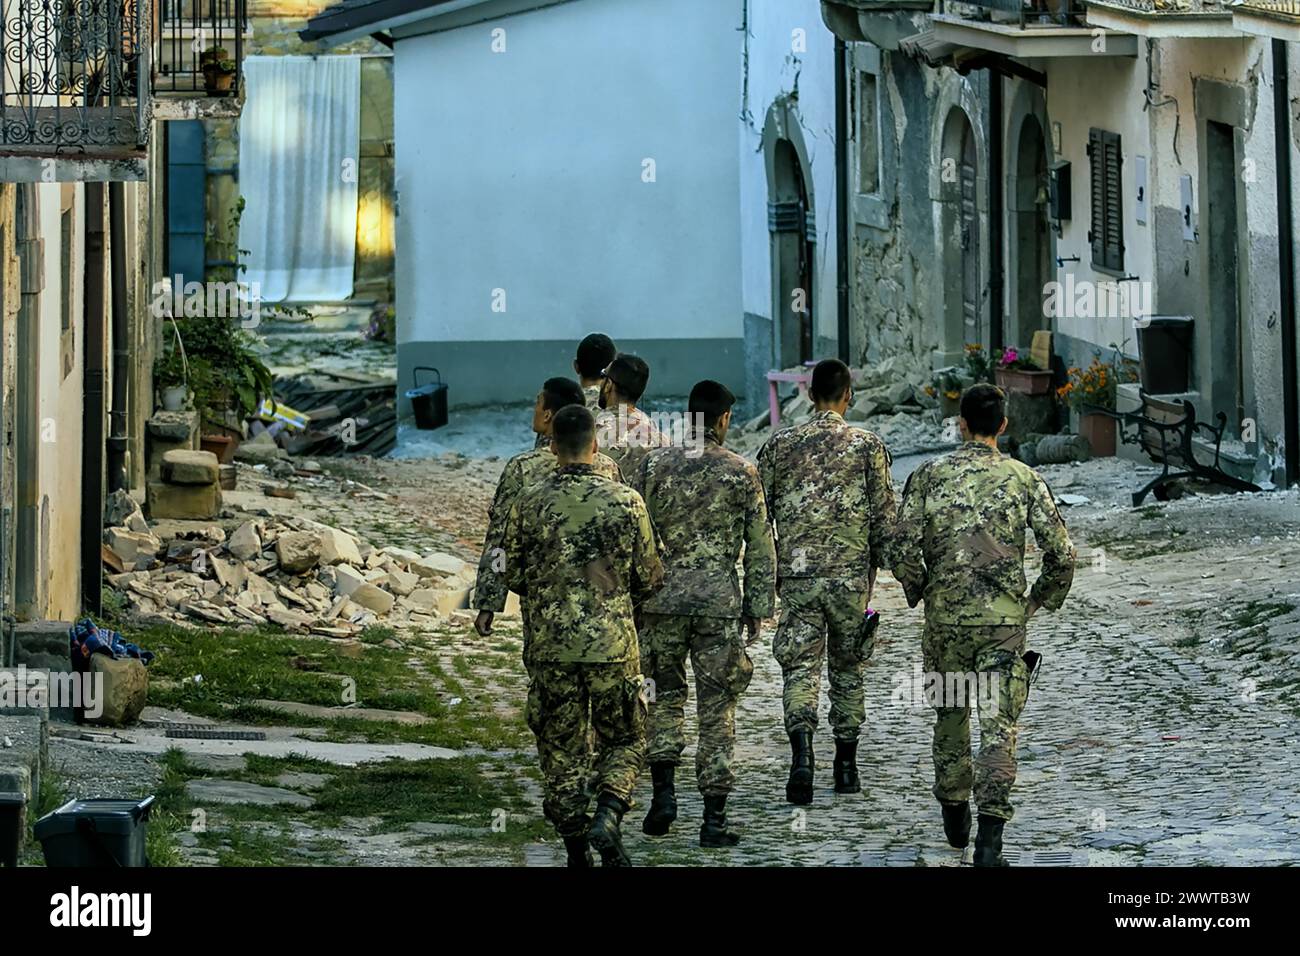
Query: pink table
766 369 814 429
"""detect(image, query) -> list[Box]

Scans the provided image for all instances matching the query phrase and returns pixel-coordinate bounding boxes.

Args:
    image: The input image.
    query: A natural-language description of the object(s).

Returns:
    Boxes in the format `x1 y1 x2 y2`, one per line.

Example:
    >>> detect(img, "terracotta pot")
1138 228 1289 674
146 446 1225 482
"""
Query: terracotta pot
1079 412 1117 457
200 433 237 464
940 394 961 419
994 367 1054 396
203 69 235 96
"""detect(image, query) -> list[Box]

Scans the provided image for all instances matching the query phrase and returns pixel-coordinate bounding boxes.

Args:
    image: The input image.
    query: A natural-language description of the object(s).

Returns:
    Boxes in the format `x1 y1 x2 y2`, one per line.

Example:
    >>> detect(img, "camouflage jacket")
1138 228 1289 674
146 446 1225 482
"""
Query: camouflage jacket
891 441 1076 625
503 463 664 663
533 385 603 449
595 404 670 493
637 430 776 619
756 409 897 591
473 448 623 612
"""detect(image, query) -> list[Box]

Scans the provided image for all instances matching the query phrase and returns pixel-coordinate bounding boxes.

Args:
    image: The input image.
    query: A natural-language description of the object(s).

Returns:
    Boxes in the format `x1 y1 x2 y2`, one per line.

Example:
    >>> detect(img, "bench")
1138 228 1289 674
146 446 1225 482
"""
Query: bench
1090 390 1261 506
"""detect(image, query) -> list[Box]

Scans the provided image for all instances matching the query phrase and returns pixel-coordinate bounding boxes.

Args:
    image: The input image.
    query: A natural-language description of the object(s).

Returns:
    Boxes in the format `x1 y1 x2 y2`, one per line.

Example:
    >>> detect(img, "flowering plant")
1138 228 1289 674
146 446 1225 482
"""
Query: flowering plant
997 347 1038 372
927 368 963 401
1056 349 1138 412
963 344 993 383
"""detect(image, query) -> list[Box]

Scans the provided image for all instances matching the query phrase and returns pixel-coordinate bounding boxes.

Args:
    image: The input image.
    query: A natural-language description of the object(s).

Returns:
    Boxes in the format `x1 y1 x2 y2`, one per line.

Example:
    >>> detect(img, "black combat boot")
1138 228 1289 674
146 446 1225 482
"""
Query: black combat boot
939 799 972 849
641 763 678 836
562 833 594 867
786 730 814 805
699 794 741 848
832 738 861 794
973 814 1009 867
588 792 632 867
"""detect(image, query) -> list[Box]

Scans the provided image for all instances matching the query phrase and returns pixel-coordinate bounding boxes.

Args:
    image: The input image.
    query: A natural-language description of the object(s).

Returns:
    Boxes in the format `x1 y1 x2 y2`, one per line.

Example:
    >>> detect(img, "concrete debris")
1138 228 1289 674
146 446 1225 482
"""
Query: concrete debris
102 502 482 637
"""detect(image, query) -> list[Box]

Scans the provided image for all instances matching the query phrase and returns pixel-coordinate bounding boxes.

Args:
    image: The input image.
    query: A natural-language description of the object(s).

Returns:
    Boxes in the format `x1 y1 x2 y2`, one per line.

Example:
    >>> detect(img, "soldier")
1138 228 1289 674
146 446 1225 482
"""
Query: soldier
891 383 1075 866
475 378 623 658
636 380 775 847
756 358 896 805
595 353 668 490
533 334 616 449
503 405 663 867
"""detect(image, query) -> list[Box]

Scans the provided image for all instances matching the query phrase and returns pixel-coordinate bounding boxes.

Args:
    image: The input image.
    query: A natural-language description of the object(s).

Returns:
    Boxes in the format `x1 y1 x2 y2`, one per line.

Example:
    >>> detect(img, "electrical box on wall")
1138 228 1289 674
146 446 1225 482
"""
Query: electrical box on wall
1135 155 1148 225
1049 160 1071 222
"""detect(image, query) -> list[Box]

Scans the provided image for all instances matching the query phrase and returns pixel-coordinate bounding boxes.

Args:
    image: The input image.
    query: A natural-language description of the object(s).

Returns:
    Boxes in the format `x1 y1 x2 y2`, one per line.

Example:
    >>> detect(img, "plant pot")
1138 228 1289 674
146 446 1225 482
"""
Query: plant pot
203 69 235 96
200 433 237 464
939 394 961 419
1079 412 1117 457
161 385 188 411
995 367 1053 396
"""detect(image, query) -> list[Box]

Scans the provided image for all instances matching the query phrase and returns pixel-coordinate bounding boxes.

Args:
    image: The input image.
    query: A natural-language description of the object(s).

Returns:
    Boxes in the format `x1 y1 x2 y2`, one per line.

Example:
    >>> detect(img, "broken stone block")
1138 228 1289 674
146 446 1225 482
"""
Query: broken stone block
318 527 363 566
266 606 315 630
227 521 263 561
347 582 395 615
103 528 162 568
387 569 419 597
104 489 145 528
147 480 221 521
235 431 287 464
333 564 367 597
275 531 321 575
86 655 148 727
211 557 247 591
382 546 422 566
161 449 220 485
409 552 472 579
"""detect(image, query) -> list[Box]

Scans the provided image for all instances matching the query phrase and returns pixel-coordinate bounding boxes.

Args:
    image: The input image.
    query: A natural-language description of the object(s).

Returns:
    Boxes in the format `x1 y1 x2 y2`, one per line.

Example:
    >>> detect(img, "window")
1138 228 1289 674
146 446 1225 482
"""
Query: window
1088 128 1123 273
61 192 75 379
858 72 880 195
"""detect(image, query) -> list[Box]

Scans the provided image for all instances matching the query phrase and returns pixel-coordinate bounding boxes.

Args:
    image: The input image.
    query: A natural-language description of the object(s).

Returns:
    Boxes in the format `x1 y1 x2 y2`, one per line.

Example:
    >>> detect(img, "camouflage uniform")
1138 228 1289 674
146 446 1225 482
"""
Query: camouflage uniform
892 441 1075 821
503 463 663 837
637 429 776 796
756 409 896 740
473 446 622 667
595 404 670 494
533 386 603 449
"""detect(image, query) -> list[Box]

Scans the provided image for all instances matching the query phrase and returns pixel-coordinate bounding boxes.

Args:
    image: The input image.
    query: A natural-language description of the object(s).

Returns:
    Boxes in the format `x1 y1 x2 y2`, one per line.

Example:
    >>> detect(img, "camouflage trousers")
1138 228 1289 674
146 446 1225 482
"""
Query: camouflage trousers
922 622 1030 822
772 579 873 740
524 658 647 837
641 614 754 797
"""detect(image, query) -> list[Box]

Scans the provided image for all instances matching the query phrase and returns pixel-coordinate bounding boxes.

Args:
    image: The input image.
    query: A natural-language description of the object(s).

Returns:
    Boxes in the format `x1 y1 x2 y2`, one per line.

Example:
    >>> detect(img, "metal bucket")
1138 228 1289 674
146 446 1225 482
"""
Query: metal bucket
406 367 449 430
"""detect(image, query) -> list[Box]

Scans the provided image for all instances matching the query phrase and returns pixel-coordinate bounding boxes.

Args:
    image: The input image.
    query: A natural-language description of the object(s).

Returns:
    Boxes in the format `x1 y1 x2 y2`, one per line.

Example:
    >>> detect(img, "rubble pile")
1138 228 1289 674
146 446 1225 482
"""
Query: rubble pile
730 356 956 458
102 490 485 636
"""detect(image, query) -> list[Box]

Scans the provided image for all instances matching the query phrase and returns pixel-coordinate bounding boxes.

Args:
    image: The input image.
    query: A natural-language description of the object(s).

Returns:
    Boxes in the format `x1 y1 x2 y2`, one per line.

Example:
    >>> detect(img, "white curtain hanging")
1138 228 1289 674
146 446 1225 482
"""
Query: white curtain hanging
238 55 361 303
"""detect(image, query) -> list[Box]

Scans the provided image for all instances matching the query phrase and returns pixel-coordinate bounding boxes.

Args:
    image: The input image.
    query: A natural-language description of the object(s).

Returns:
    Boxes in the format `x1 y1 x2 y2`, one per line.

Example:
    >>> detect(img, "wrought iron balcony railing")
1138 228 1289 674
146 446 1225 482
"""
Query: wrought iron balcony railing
153 0 247 96
942 0 1089 27
0 0 150 150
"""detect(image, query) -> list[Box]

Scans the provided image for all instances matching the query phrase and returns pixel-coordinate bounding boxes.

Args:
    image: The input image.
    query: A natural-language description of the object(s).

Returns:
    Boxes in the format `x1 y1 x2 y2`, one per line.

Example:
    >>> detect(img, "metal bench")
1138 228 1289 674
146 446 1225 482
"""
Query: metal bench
1092 390 1260 506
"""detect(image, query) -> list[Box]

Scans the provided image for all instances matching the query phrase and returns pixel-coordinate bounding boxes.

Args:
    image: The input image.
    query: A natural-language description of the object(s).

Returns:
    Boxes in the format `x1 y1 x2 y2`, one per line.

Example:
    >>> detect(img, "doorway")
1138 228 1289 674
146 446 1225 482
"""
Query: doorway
1205 120 1243 434
1013 116 1050 346
771 138 815 367
960 123 981 347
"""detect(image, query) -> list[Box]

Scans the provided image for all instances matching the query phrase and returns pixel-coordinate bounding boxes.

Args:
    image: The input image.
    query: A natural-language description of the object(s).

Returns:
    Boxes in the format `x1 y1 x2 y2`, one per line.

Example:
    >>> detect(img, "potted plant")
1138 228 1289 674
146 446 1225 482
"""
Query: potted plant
963 344 994 384
154 321 190 411
201 47 237 96
926 368 964 418
1057 349 1139 456
993 347 1053 395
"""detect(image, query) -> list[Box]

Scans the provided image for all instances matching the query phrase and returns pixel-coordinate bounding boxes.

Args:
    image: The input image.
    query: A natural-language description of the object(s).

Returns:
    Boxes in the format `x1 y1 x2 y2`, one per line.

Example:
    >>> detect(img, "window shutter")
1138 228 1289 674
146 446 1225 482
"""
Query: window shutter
1088 128 1104 267
1087 127 1124 273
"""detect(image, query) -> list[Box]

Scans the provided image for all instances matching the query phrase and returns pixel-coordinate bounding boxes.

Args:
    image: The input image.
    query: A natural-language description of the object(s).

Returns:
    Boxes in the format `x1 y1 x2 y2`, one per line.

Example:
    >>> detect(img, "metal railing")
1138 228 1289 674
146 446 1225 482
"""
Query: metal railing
0 0 150 149
153 0 247 96
943 0 1088 27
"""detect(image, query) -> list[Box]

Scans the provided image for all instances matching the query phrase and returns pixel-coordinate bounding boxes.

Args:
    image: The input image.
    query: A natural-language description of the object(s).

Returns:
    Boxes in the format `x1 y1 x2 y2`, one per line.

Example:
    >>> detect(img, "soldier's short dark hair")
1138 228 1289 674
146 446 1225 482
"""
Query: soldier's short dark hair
552 404 596 457
575 334 617 379
810 359 852 403
961 383 1006 437
689 380 736 428
603 353 650 403
541 377 585 413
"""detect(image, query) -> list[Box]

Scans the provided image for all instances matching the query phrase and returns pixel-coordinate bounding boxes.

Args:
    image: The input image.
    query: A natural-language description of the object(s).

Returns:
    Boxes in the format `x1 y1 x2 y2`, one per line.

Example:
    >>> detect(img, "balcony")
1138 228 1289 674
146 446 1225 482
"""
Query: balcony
929 0 1139 56
820 0 934 49
152 0 248 119
1231 0 1300 40
1083 0 1242 37
0 0 151 157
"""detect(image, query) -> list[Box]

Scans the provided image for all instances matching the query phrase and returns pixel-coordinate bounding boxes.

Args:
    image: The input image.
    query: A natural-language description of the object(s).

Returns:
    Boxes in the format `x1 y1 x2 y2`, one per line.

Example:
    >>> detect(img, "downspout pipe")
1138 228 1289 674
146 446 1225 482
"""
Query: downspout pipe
1274 40 1299 487
81 184 107 617
835 36 850 364
108 182 129 494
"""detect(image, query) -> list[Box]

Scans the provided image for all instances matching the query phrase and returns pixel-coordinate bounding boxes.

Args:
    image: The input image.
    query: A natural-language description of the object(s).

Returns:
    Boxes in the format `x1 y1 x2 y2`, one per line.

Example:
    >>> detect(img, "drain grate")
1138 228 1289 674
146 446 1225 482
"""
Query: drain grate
165 728 267 741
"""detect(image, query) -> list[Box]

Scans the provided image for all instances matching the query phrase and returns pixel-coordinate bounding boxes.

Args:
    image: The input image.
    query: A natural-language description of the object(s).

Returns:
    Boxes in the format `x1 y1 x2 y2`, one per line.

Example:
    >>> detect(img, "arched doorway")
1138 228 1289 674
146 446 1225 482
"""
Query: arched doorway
771 137 815 367
936 105 983 359
1012 115 1050 347
959 124 980 347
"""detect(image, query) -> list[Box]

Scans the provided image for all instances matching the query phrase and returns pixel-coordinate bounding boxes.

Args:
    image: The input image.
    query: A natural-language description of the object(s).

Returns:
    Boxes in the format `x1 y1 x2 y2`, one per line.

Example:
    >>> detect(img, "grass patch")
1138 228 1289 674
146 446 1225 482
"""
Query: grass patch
1233 601 1295 631
138 621 527 749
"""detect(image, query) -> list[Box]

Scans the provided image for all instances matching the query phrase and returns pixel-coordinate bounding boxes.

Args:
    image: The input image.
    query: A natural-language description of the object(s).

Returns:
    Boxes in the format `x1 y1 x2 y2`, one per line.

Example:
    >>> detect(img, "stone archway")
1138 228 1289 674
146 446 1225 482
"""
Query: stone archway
1004 81 1053 353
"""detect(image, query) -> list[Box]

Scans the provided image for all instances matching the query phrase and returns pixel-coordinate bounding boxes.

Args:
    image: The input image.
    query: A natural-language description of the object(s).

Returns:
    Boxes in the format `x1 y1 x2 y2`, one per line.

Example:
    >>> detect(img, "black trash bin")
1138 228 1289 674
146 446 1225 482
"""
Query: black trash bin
406 367 449 430
0 791 25 867
1137 316 1194 395
34 796 154 867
